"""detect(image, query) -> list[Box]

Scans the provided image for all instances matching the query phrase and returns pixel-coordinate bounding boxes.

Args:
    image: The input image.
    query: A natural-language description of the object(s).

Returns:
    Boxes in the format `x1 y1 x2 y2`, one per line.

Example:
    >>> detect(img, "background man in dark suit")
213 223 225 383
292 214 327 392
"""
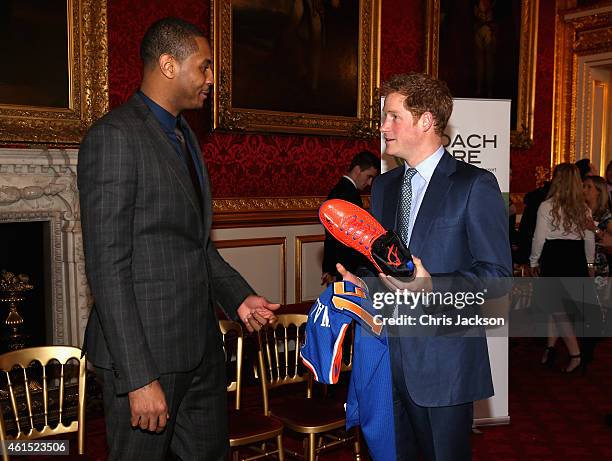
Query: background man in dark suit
321 150 379 285
341 73 511 460
78 18 279 460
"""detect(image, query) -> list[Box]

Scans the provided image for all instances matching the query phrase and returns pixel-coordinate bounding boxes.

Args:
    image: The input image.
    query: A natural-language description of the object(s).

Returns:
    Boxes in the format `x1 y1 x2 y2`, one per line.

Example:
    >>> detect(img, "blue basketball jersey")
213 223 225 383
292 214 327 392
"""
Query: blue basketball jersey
300 281 396 461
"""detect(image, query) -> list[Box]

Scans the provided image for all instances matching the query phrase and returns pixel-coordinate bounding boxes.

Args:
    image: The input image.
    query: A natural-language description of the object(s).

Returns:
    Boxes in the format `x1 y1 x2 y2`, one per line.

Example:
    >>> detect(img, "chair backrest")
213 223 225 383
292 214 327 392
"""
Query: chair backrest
219 320 243 410
257 314 310 414
0 346 86 458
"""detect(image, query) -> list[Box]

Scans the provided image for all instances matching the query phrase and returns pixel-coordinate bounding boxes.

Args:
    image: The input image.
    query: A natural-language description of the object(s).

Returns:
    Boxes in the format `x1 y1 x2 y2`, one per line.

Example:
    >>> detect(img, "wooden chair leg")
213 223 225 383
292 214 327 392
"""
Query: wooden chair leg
277 434 284 461
353 427 362 461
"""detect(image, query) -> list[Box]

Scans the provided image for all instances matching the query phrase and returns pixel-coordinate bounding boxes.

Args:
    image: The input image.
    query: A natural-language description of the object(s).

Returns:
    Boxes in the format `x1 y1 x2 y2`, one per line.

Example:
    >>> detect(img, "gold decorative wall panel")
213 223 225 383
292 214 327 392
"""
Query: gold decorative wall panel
212 196 370 228
552 3 612 166
214 237 287 305
295 235 325 304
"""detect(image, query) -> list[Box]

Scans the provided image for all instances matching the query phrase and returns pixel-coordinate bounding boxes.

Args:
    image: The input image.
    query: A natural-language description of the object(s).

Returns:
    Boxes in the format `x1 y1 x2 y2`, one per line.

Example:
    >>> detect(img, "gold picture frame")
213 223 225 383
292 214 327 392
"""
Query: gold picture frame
425 0 538 149
0 0 109 145
212 0 380 137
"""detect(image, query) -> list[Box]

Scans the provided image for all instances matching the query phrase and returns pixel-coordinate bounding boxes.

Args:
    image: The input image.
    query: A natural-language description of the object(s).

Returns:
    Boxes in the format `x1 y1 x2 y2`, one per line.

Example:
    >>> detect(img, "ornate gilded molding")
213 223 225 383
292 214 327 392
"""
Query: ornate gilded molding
212 195 370 228
0 148 89 346
552 3 612 166
212 197 324 228
574 25 612 53
213 196 324 213
424 0 440 77
0 0 109 145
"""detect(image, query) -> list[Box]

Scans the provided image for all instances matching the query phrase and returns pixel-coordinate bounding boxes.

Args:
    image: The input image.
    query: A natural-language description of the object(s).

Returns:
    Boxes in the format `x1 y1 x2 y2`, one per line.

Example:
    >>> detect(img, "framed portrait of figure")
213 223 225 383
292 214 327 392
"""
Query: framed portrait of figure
426 0 538 148
213 0 380 137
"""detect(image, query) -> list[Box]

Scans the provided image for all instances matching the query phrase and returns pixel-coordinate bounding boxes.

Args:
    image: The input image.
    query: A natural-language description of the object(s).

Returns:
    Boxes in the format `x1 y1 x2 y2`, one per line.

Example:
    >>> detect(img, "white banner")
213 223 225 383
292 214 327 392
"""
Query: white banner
447 98 511 426
444 98 510 193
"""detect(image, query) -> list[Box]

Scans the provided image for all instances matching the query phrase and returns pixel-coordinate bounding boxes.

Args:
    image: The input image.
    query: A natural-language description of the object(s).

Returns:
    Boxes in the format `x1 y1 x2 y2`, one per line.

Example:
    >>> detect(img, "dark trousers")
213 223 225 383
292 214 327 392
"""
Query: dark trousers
391 358 473 461
98 333 227 461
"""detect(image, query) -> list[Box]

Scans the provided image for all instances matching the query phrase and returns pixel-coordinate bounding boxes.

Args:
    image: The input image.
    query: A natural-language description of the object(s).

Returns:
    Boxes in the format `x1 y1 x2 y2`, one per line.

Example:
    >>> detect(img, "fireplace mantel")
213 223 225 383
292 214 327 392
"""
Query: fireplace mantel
0 148 89 346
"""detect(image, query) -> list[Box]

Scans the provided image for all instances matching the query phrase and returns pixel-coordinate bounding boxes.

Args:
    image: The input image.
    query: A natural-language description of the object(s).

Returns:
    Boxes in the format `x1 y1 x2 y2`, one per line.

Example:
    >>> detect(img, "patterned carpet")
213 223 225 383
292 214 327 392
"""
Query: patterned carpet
21 338 612 460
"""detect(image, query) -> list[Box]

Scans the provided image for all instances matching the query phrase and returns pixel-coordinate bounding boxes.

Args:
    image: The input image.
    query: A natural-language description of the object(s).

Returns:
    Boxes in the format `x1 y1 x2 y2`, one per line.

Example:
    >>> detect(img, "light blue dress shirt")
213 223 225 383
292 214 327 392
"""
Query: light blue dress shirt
402 146 445 245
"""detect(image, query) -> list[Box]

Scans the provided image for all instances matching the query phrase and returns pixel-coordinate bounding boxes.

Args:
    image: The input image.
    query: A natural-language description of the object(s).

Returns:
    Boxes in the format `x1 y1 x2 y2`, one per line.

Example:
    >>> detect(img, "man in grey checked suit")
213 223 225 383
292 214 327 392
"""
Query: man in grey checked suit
78 18 279 460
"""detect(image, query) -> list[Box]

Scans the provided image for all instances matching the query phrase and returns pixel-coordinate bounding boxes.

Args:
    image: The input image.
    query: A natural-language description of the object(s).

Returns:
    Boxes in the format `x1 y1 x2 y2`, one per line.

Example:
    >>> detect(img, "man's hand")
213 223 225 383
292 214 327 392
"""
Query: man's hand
128 379 169 433
336 263 367 290
378 256 432 293
237 295 280 332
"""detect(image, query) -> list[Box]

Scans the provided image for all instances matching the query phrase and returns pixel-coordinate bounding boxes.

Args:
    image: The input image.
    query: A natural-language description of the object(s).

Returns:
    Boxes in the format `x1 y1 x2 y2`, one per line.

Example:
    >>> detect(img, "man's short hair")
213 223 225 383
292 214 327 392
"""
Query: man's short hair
349 151 380 172
140 17 206 67
381 73 453 135
575 158 592 180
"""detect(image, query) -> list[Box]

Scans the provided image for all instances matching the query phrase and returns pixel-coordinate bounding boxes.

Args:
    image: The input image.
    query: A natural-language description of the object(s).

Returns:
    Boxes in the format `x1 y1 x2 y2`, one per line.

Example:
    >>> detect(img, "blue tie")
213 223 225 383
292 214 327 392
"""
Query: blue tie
398 168 417 245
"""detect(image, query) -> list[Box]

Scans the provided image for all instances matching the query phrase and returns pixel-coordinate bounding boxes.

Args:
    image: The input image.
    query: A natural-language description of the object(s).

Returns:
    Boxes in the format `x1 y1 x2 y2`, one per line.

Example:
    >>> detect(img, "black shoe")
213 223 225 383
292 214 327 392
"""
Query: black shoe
371 231 415 279
563 353 584 375
320 199 415 278
541 346 556 367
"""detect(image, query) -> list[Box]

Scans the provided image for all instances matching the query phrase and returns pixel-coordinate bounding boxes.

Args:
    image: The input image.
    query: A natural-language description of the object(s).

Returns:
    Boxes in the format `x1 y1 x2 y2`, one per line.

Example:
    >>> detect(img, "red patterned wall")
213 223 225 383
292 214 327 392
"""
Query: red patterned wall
106 0 547 196
380 0 425 80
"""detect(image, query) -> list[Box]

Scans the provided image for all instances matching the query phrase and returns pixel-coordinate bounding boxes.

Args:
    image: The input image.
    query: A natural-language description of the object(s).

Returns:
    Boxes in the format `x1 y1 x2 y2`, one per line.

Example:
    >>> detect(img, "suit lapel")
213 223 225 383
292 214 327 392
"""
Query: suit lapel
381 167 403 231
131 96 203 218
409 152 455 257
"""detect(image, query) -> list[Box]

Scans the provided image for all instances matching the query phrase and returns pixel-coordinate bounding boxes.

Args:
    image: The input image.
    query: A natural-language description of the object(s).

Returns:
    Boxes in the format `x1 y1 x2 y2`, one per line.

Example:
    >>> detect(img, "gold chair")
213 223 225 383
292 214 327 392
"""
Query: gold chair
257 314 360 461
0 346 86 461
220 320 284 461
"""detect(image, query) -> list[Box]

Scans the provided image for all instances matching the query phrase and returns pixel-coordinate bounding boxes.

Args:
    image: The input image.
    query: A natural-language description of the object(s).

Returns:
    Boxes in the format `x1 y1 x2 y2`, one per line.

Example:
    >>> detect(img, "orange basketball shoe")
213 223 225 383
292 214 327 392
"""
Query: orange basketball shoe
319 199 415 278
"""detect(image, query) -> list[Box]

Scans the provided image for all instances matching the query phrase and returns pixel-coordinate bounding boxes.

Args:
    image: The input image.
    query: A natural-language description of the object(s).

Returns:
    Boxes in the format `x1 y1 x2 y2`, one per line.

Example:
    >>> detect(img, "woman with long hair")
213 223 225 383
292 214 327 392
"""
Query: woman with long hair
529 163 595 373
583 175 612 231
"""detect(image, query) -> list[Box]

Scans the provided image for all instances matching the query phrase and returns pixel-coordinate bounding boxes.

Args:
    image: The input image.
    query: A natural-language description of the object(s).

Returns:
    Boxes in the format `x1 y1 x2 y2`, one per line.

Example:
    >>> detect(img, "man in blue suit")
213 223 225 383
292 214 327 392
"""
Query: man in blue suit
361 73 511 460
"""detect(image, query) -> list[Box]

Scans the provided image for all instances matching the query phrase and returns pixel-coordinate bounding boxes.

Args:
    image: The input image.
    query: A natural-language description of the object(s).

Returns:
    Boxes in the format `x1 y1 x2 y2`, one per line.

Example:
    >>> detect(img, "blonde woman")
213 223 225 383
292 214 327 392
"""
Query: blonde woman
583 175 612 237
529 163 595 373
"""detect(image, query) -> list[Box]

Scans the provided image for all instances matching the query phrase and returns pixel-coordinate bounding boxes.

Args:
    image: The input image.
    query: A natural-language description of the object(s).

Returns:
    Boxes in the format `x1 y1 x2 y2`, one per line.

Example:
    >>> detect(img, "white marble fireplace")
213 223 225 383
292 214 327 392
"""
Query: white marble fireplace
0 148 89 346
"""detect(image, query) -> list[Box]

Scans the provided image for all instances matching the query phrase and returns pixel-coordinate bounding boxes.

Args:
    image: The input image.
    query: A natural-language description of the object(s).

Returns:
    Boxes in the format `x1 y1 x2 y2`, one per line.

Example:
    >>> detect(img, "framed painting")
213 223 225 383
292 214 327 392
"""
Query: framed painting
213 0 380 137
425 0 538 148
0 0 109 145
